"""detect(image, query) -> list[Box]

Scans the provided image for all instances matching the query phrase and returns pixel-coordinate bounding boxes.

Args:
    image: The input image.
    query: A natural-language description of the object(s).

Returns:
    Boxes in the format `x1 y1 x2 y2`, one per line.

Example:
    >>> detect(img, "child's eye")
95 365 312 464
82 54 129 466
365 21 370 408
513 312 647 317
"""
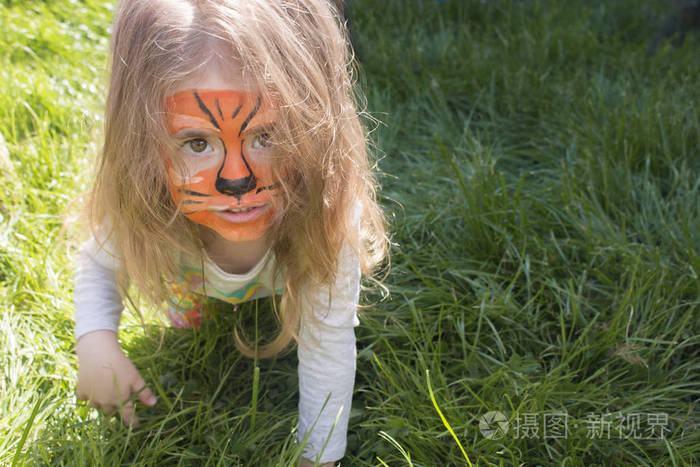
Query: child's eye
185 138 210 153
250 132 271 149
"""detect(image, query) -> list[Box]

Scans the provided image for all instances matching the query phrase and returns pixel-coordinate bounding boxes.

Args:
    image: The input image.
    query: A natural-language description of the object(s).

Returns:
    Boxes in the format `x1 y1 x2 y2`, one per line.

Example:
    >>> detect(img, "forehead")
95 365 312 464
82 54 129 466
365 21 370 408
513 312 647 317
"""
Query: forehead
171 62 258 94
165 89 277 134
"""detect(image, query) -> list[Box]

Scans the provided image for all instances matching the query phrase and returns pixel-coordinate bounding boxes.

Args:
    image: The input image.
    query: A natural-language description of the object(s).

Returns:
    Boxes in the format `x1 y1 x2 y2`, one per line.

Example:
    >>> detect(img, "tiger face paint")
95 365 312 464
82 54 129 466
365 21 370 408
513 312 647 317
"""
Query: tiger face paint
165 89 280 243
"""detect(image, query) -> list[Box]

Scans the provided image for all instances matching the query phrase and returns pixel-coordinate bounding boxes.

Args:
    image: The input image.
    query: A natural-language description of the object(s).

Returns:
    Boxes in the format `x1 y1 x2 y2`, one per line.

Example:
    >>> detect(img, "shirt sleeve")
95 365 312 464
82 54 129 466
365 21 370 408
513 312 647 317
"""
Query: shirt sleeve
297 240 361 463
73 235 124 340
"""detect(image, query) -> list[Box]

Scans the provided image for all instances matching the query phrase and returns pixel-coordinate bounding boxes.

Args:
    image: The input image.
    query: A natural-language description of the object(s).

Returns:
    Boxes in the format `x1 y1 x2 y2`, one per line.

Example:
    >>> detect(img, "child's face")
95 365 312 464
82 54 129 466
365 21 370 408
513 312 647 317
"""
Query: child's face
164 85 280 243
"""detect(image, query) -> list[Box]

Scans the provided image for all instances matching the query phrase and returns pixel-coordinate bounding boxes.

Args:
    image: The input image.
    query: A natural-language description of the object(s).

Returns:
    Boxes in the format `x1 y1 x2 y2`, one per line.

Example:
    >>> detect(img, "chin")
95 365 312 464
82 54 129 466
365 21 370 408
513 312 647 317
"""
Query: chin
189 211 274 244
210 219 272 244
215 229 267 244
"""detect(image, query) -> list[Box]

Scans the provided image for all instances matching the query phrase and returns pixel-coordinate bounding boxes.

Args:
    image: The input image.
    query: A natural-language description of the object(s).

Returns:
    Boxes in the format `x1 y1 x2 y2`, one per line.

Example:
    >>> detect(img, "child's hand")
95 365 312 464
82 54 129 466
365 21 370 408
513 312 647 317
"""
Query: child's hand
75 330 157 426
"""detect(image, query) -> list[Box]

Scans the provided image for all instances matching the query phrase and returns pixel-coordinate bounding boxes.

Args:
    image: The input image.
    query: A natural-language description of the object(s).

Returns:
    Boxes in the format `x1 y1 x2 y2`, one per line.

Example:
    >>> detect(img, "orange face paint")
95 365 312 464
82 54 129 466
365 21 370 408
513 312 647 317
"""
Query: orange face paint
165 89 280 243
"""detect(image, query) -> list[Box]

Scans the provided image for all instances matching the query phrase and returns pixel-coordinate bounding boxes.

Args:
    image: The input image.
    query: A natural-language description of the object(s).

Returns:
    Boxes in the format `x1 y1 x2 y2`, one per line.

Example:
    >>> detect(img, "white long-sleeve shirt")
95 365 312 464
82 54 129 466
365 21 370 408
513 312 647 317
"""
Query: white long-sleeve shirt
74 235 359 463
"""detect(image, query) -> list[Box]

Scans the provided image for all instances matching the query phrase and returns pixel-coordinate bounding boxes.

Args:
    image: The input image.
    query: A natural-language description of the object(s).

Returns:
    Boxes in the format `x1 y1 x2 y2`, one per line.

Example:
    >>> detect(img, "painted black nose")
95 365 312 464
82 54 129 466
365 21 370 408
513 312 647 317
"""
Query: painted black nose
215 175 257 197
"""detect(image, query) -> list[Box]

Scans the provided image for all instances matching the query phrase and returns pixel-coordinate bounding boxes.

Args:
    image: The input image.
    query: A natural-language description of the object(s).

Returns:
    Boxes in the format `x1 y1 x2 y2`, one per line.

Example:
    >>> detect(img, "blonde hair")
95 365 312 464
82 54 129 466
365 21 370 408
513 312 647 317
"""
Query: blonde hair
90 0 387 357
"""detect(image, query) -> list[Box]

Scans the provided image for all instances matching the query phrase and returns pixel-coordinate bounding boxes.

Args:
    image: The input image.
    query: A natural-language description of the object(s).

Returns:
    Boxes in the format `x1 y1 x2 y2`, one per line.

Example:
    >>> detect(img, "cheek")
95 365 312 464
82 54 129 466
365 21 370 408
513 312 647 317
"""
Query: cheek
167 164 217 189
168 167 205 187
251 160 283 185
166 165 220 212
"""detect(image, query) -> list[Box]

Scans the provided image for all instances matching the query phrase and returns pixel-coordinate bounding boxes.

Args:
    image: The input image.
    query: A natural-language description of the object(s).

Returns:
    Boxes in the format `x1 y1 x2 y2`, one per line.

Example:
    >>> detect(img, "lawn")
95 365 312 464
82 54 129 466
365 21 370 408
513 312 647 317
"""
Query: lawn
0 0 698 465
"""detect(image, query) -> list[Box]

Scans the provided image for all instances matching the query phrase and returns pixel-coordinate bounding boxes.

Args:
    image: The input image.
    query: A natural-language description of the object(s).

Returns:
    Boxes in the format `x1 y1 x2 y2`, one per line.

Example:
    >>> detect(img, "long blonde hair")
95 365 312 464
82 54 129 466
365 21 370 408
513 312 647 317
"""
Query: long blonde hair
90 0 387 357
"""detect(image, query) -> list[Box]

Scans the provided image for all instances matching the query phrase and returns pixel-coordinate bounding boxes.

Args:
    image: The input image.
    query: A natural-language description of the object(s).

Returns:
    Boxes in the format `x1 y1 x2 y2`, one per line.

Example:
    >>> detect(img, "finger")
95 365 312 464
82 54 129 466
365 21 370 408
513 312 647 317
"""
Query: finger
101 404 118 416
119 401 139 427
132 375 157 407
136 386 157 407
76 383 92 402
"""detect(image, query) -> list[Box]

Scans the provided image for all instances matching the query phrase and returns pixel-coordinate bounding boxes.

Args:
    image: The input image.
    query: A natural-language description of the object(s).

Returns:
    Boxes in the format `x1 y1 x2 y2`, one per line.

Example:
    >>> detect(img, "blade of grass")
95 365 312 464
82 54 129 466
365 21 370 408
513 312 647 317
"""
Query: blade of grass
11 397 42 467
425 370 473 467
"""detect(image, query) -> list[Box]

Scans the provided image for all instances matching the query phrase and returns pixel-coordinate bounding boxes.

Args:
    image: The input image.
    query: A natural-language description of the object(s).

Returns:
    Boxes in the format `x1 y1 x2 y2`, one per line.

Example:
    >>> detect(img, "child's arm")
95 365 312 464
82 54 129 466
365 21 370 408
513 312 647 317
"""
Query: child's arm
297 242 361 464
74 238 122 338
298 323 356 466
74 237 156 424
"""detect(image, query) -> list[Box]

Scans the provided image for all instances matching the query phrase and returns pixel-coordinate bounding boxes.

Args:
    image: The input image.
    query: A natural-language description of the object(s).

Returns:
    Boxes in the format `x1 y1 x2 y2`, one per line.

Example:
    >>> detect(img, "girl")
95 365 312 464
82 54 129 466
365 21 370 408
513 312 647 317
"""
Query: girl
73 0 387 465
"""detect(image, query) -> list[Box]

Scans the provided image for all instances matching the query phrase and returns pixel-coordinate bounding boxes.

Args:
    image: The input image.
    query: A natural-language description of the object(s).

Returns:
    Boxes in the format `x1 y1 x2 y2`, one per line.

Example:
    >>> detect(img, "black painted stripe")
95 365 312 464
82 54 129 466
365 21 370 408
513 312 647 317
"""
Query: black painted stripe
180 189 211 197
256 181 283 194
231 103 242 120
215 98 224 121
193 91 221 131
238 96 261 136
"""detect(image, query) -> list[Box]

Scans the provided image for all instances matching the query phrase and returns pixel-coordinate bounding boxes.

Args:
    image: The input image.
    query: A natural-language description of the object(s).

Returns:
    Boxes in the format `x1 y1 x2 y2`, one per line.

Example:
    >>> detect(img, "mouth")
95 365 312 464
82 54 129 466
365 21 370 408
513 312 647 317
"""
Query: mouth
210 204 270 223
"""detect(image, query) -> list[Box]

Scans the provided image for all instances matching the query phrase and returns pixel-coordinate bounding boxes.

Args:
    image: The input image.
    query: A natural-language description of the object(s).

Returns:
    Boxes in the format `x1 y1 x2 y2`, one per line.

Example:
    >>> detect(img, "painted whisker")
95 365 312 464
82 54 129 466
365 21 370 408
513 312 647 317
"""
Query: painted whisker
180 189 211 197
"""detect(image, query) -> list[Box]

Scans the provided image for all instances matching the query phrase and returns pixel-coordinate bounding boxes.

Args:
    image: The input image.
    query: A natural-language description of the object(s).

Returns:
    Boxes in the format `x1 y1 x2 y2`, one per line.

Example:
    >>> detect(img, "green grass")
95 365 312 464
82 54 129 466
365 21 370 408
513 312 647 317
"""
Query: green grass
1 0 698 465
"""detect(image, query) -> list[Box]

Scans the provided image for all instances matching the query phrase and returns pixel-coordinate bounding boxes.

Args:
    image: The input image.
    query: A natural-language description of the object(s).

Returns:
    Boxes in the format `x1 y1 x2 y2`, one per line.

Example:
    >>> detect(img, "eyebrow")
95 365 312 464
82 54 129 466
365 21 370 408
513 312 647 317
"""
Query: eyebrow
239 104 280 137
169 114 219 133
243 123 273 135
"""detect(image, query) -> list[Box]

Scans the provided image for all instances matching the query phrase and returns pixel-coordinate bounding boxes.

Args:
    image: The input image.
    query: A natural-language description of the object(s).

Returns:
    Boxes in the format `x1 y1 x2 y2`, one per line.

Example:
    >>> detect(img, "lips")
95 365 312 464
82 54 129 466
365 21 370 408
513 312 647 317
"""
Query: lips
213 204 269 223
